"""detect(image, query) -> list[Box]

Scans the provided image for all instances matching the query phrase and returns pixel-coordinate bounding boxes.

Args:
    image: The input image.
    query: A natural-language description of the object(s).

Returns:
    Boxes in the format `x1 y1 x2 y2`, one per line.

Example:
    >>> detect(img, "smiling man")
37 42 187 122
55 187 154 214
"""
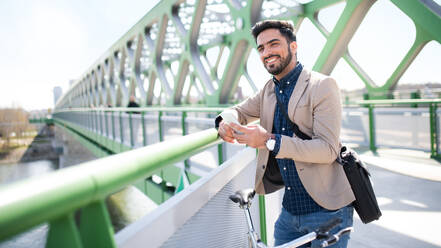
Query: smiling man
215 20 355 247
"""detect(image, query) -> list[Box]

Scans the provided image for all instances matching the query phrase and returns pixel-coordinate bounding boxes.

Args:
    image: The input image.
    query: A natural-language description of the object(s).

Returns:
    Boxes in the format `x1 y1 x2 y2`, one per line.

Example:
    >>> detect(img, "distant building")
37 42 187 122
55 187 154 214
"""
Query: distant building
53 86 62 105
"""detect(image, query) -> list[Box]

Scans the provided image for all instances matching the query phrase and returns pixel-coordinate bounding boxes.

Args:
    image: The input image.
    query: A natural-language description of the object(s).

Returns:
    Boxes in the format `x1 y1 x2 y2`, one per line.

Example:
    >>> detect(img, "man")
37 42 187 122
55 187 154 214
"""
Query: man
127 95 140 114
127 95 140 108
216 20 355 247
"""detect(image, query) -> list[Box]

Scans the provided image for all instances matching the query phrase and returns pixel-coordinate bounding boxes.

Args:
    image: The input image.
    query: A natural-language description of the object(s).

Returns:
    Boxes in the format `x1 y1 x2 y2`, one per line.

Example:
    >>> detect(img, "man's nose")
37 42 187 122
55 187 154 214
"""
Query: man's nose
262 47 272 60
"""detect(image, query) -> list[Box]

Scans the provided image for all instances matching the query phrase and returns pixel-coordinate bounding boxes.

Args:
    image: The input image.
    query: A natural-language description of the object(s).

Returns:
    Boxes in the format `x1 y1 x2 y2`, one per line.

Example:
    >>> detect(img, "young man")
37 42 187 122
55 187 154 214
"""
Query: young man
216 20 355 247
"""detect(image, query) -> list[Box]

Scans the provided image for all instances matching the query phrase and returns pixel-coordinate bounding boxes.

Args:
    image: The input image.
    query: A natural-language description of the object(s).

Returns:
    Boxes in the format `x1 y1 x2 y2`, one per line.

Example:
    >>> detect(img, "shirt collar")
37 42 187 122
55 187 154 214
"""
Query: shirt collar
272 62 303 86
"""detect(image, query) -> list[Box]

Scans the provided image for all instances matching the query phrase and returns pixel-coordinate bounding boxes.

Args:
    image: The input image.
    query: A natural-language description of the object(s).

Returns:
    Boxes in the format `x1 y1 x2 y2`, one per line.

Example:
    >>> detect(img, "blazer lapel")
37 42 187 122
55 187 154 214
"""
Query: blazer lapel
288 68 310 119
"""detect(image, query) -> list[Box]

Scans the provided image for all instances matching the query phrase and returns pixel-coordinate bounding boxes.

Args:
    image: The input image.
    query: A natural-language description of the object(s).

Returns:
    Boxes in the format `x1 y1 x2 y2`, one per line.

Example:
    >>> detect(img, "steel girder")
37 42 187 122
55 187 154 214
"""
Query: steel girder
55 0 441 109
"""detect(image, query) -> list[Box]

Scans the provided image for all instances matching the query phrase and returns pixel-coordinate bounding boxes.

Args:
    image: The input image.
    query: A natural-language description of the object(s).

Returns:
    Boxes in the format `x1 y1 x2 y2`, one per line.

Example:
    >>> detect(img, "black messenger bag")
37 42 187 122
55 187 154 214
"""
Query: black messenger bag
337 146 382 223
275 95 381 224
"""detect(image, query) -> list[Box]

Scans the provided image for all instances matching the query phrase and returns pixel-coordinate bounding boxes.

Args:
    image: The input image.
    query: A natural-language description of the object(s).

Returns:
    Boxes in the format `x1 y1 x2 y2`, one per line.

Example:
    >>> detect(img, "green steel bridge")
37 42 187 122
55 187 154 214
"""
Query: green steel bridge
1 0 441 247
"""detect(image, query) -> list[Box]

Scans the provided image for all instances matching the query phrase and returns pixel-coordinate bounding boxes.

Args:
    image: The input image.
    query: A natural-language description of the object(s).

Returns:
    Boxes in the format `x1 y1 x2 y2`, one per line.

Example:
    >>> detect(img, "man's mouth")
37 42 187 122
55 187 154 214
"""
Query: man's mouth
265 55 279 65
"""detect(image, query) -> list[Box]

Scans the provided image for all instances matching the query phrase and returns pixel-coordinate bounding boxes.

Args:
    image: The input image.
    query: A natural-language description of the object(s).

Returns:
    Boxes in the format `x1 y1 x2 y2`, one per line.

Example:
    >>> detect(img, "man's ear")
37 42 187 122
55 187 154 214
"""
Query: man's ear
290 41 297 53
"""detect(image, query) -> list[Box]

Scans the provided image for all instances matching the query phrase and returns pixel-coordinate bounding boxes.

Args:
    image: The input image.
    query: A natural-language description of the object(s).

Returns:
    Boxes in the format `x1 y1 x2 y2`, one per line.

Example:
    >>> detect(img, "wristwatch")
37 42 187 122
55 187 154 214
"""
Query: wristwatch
265 135 276 151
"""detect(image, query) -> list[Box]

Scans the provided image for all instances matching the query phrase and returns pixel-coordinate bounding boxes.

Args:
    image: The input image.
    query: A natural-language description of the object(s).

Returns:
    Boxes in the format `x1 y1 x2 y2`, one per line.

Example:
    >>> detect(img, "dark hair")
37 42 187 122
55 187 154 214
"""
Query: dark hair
251 20 296 43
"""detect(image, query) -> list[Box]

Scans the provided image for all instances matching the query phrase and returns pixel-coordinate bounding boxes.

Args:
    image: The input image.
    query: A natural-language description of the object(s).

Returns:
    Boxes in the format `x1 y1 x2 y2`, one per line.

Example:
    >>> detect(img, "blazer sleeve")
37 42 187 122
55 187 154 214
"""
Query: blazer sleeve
216 86 265 126
275 77 341 164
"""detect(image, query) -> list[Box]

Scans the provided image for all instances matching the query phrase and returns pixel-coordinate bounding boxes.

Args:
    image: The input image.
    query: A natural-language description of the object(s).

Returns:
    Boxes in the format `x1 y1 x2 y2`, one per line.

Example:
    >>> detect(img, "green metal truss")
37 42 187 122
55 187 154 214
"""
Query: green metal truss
55 0 440 109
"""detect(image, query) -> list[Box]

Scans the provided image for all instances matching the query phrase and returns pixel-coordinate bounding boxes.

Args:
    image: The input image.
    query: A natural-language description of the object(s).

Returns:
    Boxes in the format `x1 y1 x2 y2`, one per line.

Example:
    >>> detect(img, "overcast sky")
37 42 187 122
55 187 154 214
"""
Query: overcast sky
0 0 439 110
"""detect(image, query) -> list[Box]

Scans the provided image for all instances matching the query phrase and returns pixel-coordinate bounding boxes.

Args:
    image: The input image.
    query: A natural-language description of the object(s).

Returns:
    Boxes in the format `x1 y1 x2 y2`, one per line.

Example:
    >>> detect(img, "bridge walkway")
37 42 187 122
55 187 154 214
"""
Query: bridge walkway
349 147 441 248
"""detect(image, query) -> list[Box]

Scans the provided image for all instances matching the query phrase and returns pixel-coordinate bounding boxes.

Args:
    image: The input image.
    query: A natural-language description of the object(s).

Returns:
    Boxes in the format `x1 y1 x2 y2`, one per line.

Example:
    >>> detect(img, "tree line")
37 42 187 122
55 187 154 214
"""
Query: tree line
0 108 35 148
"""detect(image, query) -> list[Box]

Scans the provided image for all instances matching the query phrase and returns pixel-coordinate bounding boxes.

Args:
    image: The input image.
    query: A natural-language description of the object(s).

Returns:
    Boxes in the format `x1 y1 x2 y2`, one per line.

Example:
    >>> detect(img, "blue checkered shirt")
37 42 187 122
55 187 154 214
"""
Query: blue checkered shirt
272 62 324 215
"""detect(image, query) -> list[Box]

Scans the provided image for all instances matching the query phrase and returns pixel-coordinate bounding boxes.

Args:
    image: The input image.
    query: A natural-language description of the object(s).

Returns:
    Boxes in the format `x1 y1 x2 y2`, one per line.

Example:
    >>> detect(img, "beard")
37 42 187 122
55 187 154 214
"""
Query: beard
264 48 293 76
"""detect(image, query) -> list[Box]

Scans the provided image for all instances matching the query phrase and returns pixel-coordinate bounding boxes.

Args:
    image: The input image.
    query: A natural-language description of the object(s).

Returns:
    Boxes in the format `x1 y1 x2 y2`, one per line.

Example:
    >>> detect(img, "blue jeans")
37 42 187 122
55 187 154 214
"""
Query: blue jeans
274 205 353 248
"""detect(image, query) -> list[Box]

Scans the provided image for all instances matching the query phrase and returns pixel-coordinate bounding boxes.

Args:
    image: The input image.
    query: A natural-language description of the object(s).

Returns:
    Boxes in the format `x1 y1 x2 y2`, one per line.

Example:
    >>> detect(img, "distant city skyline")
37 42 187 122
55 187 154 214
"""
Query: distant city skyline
0 0 439 110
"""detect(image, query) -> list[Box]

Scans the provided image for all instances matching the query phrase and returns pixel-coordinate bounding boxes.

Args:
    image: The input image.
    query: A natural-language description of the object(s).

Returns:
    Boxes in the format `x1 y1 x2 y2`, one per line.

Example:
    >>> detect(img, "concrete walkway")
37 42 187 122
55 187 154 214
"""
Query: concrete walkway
349 148 441 248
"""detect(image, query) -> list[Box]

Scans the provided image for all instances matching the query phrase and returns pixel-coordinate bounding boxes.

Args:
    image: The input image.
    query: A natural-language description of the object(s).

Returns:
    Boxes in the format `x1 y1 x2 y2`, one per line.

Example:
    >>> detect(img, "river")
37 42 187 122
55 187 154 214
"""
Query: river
0 160 58 248
0 125 97 248
0 160 58 185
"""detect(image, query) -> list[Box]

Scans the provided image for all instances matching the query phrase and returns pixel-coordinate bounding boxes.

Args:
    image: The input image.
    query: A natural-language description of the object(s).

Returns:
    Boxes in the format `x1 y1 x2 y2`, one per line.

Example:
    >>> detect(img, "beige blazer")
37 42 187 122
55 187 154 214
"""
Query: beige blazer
221 68 355 210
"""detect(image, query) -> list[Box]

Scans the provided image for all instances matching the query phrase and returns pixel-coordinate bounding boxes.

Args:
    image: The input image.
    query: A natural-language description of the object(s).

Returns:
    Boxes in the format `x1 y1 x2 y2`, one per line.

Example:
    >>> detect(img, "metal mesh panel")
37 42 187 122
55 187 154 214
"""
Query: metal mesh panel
144 113 160 145
116 148 258 248
114 113 121 142
161 181 255 248
99 112 105 135
186 112 216 134
435 110 441 153
121 113 131 147
375 107 430 151
162 113 182 141
161 155 259 248
105 112 113 138
131 114 143 147
341 107 369 146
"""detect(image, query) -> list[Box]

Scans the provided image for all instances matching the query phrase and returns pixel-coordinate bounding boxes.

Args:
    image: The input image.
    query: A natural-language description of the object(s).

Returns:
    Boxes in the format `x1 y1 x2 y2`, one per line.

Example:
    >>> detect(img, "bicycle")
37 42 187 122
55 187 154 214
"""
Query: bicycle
229 189 353 248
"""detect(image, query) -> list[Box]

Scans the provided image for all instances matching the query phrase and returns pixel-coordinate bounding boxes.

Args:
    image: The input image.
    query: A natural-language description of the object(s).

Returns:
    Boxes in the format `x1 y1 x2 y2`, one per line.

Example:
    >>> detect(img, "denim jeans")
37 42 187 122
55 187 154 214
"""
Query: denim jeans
274 205 353 248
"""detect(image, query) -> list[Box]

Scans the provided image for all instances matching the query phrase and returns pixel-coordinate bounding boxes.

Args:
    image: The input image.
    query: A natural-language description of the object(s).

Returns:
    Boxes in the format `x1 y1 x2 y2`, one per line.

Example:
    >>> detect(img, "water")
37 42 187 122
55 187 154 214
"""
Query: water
0 225 48 248
0 125 97 247
0 160 58 185
0 160 57 248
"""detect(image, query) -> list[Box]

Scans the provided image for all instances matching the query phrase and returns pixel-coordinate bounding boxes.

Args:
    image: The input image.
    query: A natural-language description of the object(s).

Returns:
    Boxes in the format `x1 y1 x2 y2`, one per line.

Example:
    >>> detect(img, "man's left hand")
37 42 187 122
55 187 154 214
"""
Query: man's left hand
230 123 271 149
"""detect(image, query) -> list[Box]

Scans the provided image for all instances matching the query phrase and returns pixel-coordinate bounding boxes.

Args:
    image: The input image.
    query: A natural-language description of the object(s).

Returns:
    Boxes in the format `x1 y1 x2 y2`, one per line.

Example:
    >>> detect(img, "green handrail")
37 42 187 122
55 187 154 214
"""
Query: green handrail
54 106 228 113
0 128 220 241
356 99 441 105
354 98 441 157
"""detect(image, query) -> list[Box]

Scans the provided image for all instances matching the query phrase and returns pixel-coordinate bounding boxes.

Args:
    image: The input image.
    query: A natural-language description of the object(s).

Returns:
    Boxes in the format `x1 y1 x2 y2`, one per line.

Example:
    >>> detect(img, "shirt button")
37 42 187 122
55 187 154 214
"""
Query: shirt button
283 167 286 170
287 186 291 190
287 81 290 84
262 165 265 169
282 127 285 131
279 90 283 94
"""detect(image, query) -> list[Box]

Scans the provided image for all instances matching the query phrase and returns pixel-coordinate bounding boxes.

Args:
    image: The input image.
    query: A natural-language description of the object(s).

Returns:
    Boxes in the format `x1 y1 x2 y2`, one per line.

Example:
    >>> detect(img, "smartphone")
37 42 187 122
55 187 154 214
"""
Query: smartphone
221 112 244 135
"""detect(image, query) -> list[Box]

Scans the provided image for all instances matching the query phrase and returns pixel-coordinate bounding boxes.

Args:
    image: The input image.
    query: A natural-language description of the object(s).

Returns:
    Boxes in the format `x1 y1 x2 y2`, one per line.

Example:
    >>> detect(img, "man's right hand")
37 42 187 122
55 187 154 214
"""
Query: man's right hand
218 120 235 143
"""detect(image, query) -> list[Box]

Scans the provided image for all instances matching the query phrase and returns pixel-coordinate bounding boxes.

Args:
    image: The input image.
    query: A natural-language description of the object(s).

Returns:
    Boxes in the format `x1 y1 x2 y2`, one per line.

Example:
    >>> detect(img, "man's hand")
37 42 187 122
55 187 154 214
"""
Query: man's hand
230 123 271 149
218 120 236 143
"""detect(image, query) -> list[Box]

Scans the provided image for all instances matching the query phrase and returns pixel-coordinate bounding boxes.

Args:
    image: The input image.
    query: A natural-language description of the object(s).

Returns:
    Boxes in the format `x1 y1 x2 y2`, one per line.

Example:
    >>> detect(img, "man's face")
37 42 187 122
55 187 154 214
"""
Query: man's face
256 29 296 76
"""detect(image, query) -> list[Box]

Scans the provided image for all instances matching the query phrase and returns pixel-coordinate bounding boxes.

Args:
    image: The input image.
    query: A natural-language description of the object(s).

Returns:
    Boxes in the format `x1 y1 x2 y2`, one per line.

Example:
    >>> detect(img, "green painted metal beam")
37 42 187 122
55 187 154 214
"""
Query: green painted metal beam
390 0 441 44
0 128 220 241
310 0 374 75
46 213 83 248
79 200 116 248
54 0 440 108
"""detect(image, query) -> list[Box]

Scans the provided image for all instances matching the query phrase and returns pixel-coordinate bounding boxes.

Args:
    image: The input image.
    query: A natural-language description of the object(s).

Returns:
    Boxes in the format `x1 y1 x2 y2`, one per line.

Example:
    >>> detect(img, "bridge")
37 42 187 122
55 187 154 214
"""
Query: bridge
1 0 441 247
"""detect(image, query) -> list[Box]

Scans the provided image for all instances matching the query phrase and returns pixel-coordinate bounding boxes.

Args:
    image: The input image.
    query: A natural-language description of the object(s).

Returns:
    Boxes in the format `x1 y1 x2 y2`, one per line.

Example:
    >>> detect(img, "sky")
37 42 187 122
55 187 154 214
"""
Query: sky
0 0 440 110
0 0 160 110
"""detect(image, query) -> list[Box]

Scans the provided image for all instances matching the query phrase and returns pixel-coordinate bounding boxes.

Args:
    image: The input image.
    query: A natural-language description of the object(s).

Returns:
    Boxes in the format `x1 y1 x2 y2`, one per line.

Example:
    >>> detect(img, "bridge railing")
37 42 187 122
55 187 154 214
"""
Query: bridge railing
0 127 226 247
345 99 441 158
3 99 441 246
52 99 441 201
53 99 441 162
52 107 242 204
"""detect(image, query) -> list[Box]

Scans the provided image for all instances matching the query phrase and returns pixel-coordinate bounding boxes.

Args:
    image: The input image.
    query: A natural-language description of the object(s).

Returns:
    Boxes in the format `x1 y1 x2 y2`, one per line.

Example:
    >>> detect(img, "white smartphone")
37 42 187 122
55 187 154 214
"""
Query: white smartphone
221 112 244 135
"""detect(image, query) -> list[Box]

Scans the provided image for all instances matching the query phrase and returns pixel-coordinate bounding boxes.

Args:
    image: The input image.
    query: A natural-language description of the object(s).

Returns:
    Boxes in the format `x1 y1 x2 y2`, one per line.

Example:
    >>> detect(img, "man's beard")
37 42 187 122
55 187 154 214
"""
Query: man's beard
265 48 293 76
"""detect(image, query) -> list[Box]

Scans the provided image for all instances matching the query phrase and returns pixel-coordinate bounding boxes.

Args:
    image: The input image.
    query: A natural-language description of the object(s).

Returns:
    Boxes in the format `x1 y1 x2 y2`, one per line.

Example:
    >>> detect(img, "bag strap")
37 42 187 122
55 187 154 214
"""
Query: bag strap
274 93 311 140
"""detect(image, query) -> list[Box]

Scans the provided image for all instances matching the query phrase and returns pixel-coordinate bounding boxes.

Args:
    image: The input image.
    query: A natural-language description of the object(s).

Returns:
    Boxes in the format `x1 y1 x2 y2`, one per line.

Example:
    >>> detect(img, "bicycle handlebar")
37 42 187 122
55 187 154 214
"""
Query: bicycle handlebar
320 227 353 247
316 218 342 239
229 189 353 248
